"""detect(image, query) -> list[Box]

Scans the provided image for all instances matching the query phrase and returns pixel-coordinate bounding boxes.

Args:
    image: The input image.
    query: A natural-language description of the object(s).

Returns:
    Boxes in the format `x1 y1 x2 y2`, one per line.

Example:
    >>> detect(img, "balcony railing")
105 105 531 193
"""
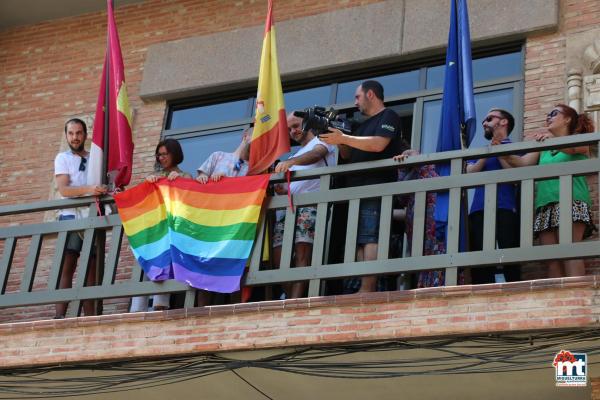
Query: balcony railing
1 133 599 319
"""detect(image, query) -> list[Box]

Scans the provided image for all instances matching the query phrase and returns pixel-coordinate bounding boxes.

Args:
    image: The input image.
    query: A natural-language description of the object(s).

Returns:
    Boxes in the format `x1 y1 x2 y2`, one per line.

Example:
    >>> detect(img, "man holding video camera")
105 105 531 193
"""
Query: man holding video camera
321 80 403 293
466 108 521 284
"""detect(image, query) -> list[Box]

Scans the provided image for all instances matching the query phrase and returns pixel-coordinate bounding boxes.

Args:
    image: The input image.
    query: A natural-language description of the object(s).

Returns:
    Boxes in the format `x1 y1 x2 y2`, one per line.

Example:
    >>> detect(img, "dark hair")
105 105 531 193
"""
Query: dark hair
488 108 515 135
155 138 184 167
556 104 595 134
361 80 384 101
64 118 87 135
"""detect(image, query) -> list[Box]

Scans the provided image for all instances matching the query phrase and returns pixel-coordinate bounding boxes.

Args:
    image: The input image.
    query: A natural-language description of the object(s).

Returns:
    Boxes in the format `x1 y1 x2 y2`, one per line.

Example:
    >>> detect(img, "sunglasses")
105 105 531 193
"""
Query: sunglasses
547 109 563 119
482 115 501 124
78 157 87 172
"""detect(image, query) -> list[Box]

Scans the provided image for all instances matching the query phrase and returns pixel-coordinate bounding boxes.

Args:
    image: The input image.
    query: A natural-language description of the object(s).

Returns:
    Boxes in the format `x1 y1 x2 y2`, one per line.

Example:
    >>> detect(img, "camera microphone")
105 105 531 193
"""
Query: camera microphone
293 111 307 118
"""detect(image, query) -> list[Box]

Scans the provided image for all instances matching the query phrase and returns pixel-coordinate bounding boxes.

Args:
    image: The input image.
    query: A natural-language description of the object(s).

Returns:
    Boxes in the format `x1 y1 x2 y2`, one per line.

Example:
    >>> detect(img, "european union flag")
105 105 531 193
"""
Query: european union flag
435 0 476 251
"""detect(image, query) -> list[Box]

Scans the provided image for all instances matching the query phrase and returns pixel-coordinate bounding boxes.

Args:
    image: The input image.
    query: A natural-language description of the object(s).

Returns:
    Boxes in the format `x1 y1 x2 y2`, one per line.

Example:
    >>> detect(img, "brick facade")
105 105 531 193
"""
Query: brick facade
0 0 383 215
0 276 597 369
0 0 383 322
0 0 599 321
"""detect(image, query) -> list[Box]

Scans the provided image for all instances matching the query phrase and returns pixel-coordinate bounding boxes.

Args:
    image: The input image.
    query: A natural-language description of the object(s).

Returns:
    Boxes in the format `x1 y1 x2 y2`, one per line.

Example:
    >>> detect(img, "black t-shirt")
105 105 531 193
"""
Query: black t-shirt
346 108 404 187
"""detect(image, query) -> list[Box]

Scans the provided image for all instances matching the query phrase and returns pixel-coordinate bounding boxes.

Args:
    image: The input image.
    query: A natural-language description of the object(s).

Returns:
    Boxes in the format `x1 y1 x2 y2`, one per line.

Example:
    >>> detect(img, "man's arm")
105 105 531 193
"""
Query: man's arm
56 175 106 197
465 158 485 173
320 128 391 152
274 145 329 173
497 152 540 168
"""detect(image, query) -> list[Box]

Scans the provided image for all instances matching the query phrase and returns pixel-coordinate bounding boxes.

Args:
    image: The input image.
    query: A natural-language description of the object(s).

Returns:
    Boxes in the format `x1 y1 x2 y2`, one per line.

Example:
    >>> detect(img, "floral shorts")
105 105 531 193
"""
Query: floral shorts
272 206 317 247
533 200 596 238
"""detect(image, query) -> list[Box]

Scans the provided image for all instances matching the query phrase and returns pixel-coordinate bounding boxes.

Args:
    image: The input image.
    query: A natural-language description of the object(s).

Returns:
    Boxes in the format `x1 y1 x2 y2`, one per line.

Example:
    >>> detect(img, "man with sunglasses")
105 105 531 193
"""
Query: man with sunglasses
54 118 107 318
466 108 521 284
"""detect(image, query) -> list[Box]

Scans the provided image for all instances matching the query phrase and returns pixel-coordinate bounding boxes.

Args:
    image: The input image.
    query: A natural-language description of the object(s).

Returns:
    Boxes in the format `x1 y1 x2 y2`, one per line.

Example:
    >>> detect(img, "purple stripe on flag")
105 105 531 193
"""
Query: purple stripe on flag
173 262 244 293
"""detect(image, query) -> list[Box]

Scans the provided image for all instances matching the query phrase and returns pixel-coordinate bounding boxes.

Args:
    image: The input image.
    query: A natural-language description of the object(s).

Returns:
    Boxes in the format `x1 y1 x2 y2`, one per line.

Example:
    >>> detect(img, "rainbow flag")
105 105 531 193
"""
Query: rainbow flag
114 175 270 293
248 0 289 174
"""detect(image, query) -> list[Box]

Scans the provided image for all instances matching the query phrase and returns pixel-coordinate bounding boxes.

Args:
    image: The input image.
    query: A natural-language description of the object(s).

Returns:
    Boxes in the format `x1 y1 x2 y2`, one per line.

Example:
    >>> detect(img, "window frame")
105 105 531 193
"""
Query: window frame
161 45 525 162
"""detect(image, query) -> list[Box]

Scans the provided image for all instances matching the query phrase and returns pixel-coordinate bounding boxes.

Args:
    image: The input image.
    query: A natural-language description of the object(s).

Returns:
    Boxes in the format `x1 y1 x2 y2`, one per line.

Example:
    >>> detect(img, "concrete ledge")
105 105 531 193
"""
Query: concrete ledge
140 0 558 101
0 275 597 368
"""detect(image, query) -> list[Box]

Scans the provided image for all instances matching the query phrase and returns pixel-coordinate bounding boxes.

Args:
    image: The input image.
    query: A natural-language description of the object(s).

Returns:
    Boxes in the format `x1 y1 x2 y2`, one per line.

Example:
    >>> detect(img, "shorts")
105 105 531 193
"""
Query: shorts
533 200 596 238
272 206 317 247
58 214 86 255
357 198 381 245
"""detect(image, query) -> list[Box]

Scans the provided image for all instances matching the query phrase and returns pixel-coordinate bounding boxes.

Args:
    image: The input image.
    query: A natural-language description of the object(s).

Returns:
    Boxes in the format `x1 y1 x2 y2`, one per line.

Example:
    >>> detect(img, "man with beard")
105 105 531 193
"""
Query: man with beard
54 118 107 318
272 113 336 298
320 80 404 293
466 108 521 284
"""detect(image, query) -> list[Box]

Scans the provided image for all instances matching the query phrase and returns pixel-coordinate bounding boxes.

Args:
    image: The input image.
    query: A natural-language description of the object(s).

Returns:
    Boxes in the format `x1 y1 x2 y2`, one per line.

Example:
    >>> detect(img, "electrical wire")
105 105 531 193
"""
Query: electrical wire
0 329 598 398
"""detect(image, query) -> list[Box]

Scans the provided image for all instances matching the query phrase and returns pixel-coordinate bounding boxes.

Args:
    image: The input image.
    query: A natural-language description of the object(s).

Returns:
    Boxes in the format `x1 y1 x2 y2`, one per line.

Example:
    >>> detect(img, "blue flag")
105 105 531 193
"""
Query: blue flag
435 0 476 250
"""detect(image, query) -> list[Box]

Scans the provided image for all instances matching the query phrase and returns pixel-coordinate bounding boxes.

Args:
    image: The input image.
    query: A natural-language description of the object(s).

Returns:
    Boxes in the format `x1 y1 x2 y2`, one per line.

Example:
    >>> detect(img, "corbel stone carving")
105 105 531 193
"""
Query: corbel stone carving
566 34 600 130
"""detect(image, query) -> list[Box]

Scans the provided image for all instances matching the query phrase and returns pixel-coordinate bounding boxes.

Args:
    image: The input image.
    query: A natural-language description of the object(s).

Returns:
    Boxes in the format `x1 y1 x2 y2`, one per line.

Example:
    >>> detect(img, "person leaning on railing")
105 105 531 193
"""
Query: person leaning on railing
54 118 108 319
272 113 337 299
194 128 251 306
393 149 465 288
494 104 597 278
129 138 191 312
320 80 404 293
466 108 521 284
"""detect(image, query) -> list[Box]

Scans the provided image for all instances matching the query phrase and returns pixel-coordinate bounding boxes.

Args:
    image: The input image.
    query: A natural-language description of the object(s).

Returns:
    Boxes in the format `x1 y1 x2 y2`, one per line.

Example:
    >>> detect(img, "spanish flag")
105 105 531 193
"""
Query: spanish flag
248 0 289 175
88 0 134 188
114 175 270 293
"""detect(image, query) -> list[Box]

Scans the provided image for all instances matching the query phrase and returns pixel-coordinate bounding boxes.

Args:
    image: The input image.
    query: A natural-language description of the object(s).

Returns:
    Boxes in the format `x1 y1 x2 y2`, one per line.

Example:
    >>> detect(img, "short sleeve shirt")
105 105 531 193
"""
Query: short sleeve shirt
197 151 248 178
346 108 404 187
54 151 89 217
288 137 337 195
467 138 518 213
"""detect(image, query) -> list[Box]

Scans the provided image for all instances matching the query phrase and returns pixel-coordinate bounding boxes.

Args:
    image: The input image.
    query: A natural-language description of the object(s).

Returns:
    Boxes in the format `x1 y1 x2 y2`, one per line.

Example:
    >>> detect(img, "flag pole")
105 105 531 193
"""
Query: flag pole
102 0 112 188
94 0 114 316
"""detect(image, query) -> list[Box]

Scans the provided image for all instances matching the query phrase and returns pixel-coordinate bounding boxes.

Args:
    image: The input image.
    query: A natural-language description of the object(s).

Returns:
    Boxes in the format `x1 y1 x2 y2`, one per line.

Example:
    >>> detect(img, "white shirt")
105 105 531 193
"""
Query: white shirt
54 151 89 217
288 137 336 195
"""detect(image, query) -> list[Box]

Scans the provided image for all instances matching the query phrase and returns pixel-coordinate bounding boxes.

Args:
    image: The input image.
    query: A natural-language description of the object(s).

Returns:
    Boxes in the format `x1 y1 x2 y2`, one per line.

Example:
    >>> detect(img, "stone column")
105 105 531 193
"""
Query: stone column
567 68 583 113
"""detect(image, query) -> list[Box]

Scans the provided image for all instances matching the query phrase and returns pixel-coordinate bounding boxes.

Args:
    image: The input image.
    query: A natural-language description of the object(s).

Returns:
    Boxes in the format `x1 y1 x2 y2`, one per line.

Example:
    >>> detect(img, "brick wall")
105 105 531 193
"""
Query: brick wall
1 0 600 322
0 0 384 322
0 0 383 215
0 276 597 368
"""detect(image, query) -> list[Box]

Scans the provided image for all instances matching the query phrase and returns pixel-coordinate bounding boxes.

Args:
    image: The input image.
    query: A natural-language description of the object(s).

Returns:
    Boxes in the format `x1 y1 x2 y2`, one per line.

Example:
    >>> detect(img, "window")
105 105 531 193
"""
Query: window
420 87 518 153
163 49 523 176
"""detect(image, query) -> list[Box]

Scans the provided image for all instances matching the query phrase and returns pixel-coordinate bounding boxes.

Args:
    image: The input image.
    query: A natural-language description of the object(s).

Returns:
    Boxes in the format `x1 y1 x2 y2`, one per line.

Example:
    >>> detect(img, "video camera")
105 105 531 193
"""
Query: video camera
293 106 355 136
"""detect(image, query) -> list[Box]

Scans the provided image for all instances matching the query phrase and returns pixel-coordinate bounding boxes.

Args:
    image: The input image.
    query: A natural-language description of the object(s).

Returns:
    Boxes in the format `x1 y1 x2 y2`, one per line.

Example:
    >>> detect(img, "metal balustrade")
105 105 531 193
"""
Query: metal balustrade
1 133 599 317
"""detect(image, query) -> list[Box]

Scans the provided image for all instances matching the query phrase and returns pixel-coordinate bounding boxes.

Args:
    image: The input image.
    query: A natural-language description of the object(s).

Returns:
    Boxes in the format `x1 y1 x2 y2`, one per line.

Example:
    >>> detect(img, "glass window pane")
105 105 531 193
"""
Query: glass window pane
473 52 521 82
426 52 521 89
336 70 420 104
425 65 445 90
284 86 331 113
420 99 442 154
176 129 245 176
420 88 514 153
336 79 361 104
169 99 249 130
